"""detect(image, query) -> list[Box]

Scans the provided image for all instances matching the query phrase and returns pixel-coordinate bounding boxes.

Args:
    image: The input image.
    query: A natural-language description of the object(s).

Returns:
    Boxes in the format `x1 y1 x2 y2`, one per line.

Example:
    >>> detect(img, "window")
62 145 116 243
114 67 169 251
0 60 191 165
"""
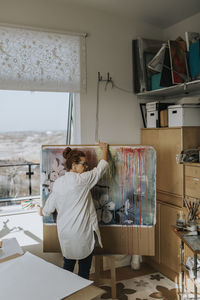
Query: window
0 90 79 210
0 25 84 211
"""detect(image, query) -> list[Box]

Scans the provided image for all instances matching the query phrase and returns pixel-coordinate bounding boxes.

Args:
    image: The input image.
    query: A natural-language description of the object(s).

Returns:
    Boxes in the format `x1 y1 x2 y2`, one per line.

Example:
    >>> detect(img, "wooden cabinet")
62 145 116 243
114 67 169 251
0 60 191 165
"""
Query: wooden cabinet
147 201 181 280
184 163 200 199
142 128 183 196
141 127 200 206
141 127 200 281
160 203 181 273
150 202 160 265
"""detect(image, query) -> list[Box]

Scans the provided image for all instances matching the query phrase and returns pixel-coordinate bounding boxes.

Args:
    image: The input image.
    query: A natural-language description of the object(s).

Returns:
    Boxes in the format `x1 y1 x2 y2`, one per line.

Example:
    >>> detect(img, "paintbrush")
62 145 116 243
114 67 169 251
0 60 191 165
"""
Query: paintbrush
184 198 190 213
192 201 200 220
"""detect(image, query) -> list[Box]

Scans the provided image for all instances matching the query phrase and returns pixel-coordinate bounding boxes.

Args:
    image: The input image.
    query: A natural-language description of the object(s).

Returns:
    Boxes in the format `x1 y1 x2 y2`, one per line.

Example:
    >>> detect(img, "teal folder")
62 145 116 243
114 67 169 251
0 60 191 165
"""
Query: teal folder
189 40 200 79
151 73 162 90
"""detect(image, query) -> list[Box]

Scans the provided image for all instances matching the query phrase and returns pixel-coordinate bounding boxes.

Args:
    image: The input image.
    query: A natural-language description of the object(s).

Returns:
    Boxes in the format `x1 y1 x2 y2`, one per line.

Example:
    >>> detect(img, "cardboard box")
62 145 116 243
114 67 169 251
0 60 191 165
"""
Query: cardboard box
160 109 168 127
168 104 200 127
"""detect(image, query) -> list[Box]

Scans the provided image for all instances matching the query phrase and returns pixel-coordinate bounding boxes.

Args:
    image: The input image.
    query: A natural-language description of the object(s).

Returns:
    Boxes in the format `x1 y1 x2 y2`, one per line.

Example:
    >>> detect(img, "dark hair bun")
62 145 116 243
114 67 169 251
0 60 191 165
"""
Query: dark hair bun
63 147 72 159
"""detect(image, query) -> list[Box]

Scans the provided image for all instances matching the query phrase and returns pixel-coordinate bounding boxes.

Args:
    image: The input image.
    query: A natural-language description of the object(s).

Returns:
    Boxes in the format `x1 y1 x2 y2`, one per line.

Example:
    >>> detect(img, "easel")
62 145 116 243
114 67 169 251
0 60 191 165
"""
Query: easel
94 255 117 299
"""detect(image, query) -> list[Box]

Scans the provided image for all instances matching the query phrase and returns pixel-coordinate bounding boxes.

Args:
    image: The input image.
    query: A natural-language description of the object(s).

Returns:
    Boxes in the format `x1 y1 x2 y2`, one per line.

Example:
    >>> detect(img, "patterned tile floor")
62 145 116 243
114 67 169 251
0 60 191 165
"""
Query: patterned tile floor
93 272 180 300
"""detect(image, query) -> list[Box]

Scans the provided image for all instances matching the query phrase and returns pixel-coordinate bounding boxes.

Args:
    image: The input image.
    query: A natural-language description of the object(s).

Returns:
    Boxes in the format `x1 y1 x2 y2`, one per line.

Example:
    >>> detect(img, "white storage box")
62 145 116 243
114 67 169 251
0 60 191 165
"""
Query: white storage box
168 104 200 127
147 110 158 128
146 101 159 112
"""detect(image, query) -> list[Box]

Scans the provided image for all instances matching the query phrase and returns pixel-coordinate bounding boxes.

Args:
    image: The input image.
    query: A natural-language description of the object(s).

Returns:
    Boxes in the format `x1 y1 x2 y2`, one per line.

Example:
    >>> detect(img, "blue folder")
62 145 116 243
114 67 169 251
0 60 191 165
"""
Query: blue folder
151 73 162 90
189 40 200 80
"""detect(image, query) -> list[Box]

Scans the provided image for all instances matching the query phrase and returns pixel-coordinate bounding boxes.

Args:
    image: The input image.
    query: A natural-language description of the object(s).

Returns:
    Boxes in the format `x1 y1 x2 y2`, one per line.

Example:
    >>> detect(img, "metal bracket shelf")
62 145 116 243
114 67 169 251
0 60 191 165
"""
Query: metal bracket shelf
137 79 200 100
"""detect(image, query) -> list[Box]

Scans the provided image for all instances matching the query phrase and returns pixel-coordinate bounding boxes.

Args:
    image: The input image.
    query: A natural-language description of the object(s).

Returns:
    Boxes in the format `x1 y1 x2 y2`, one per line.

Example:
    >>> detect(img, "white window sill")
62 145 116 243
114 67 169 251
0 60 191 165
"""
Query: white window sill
0 205 38 217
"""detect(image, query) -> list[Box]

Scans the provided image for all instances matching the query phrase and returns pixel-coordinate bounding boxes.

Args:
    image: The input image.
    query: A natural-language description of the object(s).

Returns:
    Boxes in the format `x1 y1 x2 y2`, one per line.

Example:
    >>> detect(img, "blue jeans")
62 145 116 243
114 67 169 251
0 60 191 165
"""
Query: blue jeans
63 252 93 279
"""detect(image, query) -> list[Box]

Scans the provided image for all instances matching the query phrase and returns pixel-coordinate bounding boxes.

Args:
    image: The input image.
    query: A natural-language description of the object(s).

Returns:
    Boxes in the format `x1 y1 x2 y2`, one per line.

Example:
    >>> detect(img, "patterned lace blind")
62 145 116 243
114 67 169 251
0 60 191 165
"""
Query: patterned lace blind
0 25 86 92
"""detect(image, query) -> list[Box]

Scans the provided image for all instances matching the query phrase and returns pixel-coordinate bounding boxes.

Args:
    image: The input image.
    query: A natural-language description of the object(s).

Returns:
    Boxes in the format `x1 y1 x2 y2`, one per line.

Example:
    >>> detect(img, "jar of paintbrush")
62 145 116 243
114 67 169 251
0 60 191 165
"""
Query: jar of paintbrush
196 212 200 235
176 211 186 228
184 198 200 234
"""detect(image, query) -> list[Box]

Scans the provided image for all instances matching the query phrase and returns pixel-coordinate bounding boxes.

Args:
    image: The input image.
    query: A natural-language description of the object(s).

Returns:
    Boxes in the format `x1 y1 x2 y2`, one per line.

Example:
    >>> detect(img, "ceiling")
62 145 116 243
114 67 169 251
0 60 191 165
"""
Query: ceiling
59 0 200 28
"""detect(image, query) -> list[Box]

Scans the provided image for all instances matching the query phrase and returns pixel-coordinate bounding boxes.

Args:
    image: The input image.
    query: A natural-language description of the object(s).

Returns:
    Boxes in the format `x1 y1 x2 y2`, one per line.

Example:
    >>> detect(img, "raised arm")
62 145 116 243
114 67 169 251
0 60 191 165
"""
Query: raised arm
99 142 108 161
79 142 109 189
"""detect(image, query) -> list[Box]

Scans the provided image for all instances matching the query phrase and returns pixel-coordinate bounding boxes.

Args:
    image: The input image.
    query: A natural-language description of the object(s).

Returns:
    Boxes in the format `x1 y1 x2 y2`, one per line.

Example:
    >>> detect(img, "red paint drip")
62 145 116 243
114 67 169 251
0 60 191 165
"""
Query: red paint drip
144 150 148 226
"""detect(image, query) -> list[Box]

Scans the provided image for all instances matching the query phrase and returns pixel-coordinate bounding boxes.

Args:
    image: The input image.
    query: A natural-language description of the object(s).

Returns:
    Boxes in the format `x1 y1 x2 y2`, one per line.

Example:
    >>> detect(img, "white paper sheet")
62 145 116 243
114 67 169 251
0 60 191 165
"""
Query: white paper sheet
0 252 92 300
0 238 23 260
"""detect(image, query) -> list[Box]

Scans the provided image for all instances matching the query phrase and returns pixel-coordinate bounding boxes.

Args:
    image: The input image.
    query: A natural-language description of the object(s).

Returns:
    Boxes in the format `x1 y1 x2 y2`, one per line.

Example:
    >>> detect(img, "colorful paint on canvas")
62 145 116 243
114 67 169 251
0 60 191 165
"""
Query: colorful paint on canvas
41 145 156 226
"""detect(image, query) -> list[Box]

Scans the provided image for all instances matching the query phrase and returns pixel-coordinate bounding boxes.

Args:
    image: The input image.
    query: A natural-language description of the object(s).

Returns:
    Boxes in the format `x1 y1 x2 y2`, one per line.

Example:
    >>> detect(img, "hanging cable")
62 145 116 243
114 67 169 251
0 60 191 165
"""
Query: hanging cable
95 73 101 143
95 72 133 143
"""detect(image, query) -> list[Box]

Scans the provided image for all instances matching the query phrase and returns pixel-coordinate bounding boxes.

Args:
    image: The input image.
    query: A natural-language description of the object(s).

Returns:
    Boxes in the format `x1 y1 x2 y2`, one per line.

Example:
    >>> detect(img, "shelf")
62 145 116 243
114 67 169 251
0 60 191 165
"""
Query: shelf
137 80 200 100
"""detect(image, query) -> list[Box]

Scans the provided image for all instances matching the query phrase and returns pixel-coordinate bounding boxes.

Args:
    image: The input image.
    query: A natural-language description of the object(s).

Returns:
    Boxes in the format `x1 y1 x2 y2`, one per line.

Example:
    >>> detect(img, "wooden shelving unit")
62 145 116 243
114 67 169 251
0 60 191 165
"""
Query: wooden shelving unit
173 228 200 300
141 127 200 282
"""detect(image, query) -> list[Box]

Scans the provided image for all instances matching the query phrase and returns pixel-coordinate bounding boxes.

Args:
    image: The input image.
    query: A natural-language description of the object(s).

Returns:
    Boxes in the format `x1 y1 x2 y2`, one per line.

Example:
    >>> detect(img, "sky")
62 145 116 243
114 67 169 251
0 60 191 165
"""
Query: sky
0 90 69 132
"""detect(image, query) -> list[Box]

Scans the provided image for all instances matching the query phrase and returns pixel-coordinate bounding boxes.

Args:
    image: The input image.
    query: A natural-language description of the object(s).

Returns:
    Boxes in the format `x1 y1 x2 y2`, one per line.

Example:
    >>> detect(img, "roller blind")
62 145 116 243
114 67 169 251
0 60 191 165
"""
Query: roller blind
0 25 86 93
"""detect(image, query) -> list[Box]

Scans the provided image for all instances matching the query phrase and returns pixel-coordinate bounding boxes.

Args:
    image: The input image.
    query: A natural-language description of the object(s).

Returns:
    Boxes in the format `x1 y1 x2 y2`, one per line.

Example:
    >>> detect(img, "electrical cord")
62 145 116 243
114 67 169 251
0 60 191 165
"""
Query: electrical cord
112 82 133 94
95 72 133 142
95 79 100 143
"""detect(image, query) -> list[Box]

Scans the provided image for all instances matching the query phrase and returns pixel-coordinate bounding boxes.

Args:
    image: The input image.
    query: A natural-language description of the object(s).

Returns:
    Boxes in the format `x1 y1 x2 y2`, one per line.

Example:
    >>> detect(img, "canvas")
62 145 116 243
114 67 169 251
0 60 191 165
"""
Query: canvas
41 145 156 227
41 145 156 254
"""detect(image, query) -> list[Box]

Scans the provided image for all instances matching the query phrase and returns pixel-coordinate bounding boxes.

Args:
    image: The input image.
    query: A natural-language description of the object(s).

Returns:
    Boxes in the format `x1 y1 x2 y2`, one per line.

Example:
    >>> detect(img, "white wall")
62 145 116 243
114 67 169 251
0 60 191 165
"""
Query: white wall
0 1 199 145
0 0 163 144
163 12 200 40
0 0 165 268
78 12 163 144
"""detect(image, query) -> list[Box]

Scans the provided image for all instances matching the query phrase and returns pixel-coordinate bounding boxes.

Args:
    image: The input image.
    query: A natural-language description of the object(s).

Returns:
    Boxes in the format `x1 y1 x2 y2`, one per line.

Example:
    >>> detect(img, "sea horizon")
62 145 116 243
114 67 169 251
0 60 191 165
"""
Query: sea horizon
0 130 66 163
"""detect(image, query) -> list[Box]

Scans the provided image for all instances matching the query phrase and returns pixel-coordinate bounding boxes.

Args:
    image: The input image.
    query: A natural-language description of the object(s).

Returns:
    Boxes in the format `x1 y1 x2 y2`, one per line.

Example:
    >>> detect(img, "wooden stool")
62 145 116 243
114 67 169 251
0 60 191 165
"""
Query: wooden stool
94 255 117 299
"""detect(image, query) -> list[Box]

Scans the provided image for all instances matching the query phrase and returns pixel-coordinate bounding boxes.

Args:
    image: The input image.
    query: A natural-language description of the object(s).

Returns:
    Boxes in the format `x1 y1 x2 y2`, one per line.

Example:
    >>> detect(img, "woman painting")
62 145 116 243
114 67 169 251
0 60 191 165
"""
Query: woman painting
42 142 108 279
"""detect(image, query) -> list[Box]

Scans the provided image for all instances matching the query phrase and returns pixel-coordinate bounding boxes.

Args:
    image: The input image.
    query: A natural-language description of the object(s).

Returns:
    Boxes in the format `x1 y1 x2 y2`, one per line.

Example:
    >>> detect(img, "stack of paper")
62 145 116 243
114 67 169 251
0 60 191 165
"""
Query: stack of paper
0 251 92 300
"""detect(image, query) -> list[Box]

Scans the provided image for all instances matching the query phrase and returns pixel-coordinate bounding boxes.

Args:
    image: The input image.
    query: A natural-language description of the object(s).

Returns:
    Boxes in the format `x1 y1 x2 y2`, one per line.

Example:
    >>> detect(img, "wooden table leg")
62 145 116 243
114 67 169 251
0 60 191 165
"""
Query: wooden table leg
94 256 103 285
94 255 117 299
110 256 117 299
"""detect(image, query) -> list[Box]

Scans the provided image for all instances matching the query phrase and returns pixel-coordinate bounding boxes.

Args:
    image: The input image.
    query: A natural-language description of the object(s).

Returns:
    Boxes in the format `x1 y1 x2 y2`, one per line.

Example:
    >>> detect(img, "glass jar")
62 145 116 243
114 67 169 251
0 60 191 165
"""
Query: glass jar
176 211 186 228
